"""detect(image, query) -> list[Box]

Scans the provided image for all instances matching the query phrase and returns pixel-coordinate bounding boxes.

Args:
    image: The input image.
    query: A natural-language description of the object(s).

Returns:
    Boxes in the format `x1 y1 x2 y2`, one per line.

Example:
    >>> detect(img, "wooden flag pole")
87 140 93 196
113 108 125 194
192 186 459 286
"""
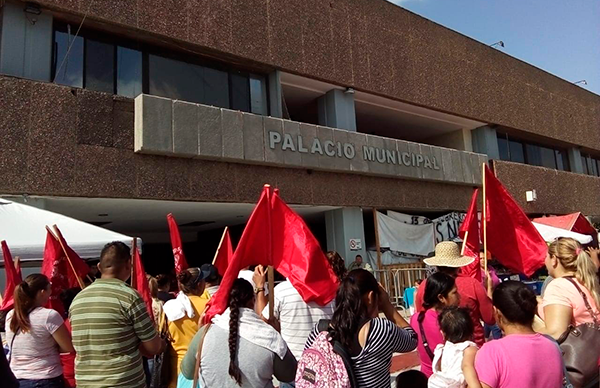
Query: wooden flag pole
482 164 488 274
268 265 275 319
131 238 137 288
212 227 229 266
50 225 86 290
461 231 469 256
373 209 383 271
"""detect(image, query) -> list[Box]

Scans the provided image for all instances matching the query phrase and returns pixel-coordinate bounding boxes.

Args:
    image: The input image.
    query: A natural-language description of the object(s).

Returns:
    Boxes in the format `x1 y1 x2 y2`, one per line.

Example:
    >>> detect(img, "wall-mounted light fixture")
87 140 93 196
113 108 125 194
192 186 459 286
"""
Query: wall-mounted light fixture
344 87 355 95
526 190 537 203
573 80 588 86
489 41 505 49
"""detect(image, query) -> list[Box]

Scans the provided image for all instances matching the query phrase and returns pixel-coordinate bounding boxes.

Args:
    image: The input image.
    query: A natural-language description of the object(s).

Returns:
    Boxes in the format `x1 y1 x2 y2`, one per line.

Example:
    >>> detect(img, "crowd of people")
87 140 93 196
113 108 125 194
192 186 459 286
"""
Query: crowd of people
1 237 599 388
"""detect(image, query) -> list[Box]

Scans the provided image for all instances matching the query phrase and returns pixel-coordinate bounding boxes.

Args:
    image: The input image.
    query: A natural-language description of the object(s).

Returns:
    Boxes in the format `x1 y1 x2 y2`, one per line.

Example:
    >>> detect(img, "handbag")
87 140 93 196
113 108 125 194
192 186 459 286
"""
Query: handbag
556 277 600 388
150 311 173 388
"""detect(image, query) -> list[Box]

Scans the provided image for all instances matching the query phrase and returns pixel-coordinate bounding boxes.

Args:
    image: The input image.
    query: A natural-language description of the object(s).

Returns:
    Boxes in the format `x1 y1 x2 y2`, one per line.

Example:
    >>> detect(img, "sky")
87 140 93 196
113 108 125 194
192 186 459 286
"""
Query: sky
386 0 600 96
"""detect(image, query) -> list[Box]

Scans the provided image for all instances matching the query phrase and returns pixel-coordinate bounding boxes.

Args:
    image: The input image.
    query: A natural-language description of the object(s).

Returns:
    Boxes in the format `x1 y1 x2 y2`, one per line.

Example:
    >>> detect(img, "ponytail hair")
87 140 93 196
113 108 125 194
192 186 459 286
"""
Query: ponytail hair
549 238 600 309
227 278 254 386
10 274 50 334
329 269 379 350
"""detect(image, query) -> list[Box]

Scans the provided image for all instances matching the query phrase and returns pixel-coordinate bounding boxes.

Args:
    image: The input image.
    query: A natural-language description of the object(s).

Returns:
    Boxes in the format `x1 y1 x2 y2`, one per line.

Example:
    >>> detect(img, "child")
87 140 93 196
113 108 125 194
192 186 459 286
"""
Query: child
428 307 481 388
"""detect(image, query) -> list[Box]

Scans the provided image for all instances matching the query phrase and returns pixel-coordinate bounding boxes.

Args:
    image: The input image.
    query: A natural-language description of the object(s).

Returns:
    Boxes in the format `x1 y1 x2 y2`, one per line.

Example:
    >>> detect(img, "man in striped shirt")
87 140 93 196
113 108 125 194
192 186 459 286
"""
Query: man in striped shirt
70 242 165 388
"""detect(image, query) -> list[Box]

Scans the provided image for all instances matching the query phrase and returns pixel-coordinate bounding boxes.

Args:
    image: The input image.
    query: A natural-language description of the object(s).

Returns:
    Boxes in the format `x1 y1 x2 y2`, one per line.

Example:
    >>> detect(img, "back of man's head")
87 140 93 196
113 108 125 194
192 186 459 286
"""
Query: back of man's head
99 241 131 276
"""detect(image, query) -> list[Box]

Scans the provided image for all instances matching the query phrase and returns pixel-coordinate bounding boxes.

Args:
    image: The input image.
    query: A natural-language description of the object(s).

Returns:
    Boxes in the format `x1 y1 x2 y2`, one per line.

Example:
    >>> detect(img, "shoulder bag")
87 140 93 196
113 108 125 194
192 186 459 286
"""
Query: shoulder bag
556 277 600 388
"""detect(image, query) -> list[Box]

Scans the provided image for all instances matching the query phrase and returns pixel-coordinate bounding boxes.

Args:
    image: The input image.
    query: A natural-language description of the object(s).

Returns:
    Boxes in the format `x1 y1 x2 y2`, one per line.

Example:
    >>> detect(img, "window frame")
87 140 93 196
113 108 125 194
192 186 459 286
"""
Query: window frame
496 132 570 172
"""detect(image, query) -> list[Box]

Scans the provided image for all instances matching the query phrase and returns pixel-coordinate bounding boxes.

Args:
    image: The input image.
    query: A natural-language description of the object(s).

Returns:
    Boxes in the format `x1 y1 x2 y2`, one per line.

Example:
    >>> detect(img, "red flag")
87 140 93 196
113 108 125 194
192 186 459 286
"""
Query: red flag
484 166 547 277
42 232 70 316
167 214 189 274
459 189 481 281
53 226 90 288
133 247 154 321
205 188 271 321
270 190 338 306
204 186 338 322
214 228 233 277
1 241 23 311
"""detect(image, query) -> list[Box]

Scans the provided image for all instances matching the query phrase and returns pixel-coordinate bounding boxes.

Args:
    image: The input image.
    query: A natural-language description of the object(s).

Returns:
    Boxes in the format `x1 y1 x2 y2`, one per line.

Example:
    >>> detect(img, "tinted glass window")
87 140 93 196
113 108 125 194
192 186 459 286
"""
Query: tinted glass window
540 146 557 169
555 149 569 171
231 72 250 112
250 74 268 115
508 140 525 163
582 156 589 175
117 46 142 98
149 55 205 104
525 144 542 166
54 30 84 87
202 67 229 108
497 135 509 161
591 158 599 177
85 39 115 93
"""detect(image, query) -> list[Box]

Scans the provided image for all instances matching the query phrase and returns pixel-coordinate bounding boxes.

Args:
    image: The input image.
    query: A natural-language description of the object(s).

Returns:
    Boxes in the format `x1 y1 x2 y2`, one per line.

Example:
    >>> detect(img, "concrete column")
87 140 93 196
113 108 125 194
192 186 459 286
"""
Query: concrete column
0 3 53 81
268 70 283 118
471 126 500 160
325 208 366 268
568 147 584 174
317 89 357 131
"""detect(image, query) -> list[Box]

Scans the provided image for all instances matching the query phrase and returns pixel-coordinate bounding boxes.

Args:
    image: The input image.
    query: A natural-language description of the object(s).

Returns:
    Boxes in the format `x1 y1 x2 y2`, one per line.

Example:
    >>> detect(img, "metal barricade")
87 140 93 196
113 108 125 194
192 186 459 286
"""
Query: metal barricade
375 267 427 308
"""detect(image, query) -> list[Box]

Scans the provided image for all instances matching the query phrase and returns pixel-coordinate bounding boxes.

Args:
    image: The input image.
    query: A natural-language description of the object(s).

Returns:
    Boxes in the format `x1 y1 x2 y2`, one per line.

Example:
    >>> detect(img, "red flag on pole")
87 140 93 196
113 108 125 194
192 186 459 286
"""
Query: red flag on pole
132 246 154 321
484 166 547 277
213 228 233 277
1 241 23 311
167 214 189 274
42 232 70 316
204 186 338 323
53 226 90 289
459 189 481 281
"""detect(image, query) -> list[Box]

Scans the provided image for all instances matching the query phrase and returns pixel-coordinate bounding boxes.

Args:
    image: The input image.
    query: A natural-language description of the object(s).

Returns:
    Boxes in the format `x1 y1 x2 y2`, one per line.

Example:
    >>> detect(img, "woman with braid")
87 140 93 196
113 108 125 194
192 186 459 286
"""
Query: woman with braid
180 275 297 387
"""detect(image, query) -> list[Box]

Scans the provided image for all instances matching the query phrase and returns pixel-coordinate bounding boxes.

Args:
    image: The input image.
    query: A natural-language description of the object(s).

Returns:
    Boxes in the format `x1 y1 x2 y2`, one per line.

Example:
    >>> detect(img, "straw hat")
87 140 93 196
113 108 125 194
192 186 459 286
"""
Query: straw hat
423 241 475 268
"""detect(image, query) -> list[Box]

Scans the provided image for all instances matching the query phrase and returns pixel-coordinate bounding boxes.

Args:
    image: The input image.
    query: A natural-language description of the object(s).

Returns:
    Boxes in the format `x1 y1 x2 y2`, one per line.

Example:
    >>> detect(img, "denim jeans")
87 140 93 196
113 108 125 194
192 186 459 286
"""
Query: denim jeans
18 376 65 388
484 323 503 340
280 382 296 388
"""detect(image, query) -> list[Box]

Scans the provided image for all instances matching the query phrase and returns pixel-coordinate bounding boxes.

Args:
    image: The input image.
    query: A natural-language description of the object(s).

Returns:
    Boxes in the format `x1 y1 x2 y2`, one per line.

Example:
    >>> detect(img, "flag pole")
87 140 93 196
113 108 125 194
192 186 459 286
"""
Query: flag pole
461 231 469 256
212 227 229 266
265 185 275 320
373 209 383 272
482 164 488 274
50 225 86 290
131 238 137 288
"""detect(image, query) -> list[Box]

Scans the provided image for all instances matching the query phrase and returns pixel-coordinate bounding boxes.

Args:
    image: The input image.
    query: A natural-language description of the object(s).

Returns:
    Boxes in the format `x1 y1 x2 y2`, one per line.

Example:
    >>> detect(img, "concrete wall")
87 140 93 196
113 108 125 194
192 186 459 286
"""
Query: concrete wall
425 129 472 152
22 0 600 152
0 75 477 212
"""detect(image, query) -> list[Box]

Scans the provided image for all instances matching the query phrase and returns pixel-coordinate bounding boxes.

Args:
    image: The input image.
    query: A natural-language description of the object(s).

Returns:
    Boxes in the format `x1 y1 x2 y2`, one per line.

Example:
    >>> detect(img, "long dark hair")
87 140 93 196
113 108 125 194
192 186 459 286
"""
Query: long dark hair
329 269 379 350
418 272 455 325
326 251 347 282
10 274 50 333
176 268 204 295
227 278 254 386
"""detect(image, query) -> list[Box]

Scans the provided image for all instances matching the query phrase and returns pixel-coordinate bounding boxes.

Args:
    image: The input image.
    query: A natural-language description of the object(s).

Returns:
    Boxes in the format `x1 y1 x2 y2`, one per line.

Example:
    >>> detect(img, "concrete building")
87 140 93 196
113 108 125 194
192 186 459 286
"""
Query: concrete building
0 0 598 270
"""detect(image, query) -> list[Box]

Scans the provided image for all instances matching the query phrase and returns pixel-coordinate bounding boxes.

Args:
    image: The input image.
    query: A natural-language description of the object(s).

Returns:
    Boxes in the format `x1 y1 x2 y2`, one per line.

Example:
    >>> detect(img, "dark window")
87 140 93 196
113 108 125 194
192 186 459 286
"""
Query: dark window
85 39 115 93
231 72 250 112
582 156 589 175
52 24 268 113
54 30 83 87
117 46 142 98
525 144 542 166
540 146 557 169
250 74 268 115
498 135 509 161
555 149 569 171
508 140 525 163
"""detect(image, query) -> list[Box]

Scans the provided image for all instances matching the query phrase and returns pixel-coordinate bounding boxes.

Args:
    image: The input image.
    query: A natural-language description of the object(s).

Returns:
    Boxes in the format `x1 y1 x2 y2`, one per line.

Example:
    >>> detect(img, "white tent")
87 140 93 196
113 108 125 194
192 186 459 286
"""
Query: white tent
533 222 592 244
0 199 140 263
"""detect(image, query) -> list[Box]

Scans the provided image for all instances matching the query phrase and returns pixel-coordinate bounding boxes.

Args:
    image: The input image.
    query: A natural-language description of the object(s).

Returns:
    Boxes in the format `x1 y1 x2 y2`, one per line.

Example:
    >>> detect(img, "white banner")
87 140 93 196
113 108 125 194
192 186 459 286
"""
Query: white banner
377 211 435 256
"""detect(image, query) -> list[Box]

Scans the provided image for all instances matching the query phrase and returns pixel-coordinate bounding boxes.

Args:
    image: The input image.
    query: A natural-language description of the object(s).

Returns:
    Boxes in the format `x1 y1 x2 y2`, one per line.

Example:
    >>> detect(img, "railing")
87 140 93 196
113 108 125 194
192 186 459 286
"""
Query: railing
374 266 427 308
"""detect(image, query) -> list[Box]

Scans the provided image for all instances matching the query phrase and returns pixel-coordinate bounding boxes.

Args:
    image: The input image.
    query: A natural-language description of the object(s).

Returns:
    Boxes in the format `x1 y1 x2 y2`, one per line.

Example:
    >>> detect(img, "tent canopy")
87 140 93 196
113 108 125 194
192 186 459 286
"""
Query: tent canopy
0 199 139 263
533 213 598 246
532 222 592 244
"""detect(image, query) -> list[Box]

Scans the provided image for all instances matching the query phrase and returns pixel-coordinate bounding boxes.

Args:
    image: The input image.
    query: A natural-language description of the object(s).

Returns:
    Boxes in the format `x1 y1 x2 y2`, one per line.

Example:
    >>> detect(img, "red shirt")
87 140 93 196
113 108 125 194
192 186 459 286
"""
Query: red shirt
415 275 495 347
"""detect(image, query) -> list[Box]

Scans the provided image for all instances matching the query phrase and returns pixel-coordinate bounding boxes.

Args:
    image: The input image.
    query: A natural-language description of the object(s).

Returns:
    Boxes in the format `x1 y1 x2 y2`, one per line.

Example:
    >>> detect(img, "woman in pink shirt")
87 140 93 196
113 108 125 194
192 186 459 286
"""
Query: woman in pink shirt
410 272 460 377
537 237 600 339
475 281 563 388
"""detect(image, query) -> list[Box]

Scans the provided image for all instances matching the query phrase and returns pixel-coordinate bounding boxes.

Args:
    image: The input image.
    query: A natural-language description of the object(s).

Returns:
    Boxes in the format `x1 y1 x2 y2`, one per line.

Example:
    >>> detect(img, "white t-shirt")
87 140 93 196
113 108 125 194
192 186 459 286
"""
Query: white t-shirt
262 280 334 359
6 307 65 379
